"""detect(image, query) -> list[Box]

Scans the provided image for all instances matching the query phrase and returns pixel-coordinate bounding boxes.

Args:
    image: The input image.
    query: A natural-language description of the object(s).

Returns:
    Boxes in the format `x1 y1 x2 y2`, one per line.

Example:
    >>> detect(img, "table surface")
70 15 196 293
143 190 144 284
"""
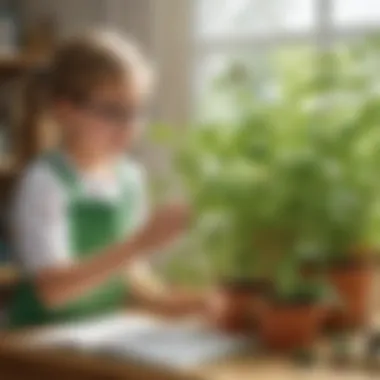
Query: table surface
0 311 378 380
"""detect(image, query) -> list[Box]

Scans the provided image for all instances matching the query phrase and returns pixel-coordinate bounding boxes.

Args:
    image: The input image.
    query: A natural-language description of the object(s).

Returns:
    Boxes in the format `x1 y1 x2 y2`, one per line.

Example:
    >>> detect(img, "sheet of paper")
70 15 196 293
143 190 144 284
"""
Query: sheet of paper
31 313 252 369
33 313 157 347
98 320 252 368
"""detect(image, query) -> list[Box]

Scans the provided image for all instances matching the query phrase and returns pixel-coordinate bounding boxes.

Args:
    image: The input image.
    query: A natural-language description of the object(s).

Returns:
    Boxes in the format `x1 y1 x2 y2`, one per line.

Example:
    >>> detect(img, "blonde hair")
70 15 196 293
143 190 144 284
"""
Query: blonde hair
15 30 153 169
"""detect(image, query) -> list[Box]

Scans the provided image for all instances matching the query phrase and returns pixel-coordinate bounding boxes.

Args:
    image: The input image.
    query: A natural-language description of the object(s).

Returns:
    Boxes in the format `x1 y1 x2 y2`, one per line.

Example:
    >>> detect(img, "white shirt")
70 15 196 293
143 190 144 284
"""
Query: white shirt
12 159 148 274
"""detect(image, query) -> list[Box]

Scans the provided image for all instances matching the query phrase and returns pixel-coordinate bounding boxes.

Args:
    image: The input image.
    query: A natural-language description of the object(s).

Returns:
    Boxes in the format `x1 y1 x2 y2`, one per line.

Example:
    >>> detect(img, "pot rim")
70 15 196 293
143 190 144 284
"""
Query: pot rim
328 256 371 271
264 292 325 309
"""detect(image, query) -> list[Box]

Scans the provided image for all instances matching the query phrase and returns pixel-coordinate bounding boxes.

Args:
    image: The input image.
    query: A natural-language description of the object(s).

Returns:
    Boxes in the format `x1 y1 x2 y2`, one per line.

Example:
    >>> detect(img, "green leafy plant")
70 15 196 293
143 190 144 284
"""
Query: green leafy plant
150 37 380 296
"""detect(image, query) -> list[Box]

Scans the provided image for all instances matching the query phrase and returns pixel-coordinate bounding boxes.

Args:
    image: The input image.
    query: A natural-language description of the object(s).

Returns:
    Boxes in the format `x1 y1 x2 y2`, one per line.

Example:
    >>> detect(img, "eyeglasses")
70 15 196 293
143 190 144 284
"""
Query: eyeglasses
79 101 147 125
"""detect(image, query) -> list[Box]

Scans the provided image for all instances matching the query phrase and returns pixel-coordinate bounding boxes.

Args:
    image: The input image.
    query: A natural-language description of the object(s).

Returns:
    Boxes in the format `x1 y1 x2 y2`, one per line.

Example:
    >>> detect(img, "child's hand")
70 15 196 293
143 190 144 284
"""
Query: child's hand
141 290 206 318
132 204 190 254
163 290 206 317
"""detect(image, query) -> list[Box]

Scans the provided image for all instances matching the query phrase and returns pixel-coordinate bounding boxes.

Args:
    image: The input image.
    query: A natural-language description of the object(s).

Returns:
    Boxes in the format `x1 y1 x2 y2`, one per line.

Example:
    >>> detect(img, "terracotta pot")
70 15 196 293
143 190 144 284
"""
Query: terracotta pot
327 261 372 329
258 300 326 351
209 279 269 333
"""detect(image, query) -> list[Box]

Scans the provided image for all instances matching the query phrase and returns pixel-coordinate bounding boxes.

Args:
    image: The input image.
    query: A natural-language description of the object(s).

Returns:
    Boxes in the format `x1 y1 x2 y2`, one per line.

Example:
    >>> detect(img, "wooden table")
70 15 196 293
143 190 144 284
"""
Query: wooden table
0 311 377 380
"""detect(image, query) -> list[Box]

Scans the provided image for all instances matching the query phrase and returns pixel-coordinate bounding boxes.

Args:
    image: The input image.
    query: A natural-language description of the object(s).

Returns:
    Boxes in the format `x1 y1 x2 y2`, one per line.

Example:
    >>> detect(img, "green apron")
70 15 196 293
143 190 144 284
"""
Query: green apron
9 152 134 328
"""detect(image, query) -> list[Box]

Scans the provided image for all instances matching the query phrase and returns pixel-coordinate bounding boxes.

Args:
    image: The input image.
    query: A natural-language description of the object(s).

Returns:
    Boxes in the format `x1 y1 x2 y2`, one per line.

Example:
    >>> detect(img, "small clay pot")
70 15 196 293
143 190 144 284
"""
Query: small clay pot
209 279 270 333
327 260 372 329
258 298 326 351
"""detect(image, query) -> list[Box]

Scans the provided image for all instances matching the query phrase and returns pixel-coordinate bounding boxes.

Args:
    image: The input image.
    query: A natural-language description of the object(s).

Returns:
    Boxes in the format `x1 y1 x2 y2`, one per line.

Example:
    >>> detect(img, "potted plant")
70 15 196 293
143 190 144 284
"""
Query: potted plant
307 41 380 329
177 124 272 333
149 56 330 338
316 120 379 329
171 106 333 336
247 143 336 351
258 255 329 351
149 37 380 338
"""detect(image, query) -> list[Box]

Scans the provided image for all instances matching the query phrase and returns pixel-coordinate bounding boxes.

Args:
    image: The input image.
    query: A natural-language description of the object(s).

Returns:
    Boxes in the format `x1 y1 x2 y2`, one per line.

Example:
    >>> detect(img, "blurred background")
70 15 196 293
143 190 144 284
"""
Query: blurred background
0 0 378 261
0 1 378 146
0 0 380 372
0 0 379 279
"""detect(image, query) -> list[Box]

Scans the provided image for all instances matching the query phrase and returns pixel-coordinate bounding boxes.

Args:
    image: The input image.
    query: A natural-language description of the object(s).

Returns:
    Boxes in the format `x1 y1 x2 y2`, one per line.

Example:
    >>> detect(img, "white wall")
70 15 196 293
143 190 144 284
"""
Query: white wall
105 0 153 52
21 0 154 52
21 0 105 37
151 0 192 125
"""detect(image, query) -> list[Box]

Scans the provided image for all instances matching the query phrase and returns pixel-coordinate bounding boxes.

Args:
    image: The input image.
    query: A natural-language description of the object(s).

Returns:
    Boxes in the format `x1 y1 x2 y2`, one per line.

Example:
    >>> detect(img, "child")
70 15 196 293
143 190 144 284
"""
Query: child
9 30 201 327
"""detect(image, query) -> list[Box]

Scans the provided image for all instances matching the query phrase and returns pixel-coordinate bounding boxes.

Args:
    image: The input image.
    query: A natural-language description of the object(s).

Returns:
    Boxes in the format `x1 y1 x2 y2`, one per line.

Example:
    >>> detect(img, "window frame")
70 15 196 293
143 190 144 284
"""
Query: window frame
194 0 380 53
191 0 380 117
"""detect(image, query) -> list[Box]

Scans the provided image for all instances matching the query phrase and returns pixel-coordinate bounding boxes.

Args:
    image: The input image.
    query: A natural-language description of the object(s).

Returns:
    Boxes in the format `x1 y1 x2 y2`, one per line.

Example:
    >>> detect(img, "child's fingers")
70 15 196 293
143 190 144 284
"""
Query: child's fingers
132 203 191 254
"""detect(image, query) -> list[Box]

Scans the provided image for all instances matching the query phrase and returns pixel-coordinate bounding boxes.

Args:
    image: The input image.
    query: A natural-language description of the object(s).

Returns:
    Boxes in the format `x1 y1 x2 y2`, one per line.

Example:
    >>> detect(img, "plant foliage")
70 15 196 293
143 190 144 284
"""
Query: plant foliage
151 37 380 296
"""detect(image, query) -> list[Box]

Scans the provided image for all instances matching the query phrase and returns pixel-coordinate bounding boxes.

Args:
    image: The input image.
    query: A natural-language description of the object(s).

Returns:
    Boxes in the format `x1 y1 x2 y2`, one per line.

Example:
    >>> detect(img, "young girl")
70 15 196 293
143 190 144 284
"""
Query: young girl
9 30 201 328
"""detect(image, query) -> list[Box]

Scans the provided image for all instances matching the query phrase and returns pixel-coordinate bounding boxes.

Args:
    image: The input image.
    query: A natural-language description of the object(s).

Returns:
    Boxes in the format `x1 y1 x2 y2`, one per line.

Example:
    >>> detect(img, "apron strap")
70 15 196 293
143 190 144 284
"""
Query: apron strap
44 151 132 202
115 158 137 234
43 151 82 196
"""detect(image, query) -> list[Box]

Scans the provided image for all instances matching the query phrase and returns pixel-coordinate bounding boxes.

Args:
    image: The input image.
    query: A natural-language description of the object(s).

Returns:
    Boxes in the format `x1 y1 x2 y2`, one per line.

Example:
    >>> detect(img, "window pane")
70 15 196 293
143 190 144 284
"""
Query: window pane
196 0 316 38
333 0 380 27
195 53 270 121
195 46 316 122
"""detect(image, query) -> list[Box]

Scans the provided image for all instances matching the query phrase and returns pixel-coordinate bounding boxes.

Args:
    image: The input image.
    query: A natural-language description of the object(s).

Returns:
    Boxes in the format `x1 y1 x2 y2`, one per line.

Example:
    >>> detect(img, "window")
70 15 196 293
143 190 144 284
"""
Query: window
193 0 380 121
333 0 380 27
196 0 315 38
